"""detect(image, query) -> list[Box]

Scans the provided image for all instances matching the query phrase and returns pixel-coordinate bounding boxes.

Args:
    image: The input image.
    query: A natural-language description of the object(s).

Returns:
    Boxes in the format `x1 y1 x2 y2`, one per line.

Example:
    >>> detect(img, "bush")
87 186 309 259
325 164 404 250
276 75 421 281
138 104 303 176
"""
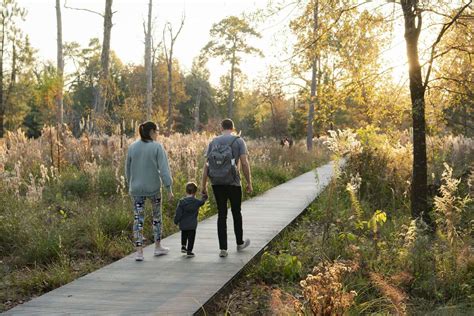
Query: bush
254 252 302 283
96 167 117 198
98 205 131 238
18 228 61 266
61 171 91 198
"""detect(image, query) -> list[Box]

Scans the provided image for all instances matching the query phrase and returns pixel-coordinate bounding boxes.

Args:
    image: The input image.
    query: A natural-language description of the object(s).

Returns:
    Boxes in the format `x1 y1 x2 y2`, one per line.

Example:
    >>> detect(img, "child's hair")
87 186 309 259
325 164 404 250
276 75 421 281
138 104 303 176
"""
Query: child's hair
139 121 157 142
186 182 198 195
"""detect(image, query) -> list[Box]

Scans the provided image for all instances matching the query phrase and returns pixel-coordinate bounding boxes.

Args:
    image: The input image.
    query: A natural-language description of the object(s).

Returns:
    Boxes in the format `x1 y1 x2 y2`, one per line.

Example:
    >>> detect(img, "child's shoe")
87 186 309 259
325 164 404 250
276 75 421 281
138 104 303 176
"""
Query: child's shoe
181 246 187 253
135 252 144 261
186 252 195 258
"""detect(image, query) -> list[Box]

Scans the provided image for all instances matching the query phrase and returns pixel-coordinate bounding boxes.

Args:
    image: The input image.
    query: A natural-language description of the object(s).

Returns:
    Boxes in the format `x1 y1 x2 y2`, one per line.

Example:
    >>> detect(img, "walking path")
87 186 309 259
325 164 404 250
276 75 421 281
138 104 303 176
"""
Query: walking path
6 160 340 315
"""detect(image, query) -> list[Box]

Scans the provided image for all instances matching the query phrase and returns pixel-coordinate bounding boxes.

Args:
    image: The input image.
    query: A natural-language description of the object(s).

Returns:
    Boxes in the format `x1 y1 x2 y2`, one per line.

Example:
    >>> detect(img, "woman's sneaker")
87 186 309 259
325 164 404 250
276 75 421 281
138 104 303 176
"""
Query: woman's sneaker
181 246 187 253
219 249 228 257
237 238 251 251
135 252 144 261
154 246 170 256
186 252 195 258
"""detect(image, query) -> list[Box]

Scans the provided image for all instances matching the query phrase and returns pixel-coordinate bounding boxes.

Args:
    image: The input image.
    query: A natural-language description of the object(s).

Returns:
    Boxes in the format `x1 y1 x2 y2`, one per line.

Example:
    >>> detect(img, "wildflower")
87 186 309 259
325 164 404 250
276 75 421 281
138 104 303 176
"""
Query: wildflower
434 163 472 245
298 260 358 315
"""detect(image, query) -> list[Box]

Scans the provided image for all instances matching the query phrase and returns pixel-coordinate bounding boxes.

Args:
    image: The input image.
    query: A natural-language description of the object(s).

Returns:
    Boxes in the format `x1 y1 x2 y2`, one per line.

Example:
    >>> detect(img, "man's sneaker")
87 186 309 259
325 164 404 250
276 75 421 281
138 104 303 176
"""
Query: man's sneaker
181 246 187 253
135 252 144 261
219 249 228 257
186 252 195 258
154 246 170 256
237 238 251 251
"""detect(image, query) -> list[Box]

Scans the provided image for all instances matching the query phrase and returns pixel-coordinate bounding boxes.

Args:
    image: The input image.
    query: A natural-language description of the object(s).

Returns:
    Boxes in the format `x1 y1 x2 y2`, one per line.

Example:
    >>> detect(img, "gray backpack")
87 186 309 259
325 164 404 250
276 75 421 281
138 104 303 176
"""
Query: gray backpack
207 136 240 185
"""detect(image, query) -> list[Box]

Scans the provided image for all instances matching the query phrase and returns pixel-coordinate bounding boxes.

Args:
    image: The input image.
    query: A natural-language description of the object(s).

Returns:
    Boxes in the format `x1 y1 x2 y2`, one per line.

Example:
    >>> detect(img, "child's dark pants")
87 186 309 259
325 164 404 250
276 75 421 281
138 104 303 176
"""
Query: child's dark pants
181 230 196 252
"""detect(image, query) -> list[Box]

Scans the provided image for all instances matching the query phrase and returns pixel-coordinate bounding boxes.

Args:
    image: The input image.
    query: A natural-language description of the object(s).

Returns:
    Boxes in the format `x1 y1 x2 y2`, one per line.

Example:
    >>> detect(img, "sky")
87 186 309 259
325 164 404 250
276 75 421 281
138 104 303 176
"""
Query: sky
18 0 285 87
17 0 416 91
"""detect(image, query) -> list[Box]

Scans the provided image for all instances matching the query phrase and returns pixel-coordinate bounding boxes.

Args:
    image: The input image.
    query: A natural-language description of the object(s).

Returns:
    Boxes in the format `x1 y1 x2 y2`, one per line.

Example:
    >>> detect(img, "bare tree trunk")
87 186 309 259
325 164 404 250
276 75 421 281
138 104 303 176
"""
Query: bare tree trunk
0 18 5 138
56 0 64 125
307 0 318 151
401 0 430 225
163 17 184 133
270 99 277 137
227 47 236 119
167 54 173 132
5 38 16 112
96 0 113 115
194 85 202 131
144 0 152 120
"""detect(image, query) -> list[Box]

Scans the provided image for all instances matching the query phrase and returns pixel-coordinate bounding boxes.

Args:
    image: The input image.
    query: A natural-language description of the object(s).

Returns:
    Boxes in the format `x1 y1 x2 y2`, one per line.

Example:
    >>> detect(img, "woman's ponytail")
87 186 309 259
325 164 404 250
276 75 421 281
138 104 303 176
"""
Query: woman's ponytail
139 121 157 142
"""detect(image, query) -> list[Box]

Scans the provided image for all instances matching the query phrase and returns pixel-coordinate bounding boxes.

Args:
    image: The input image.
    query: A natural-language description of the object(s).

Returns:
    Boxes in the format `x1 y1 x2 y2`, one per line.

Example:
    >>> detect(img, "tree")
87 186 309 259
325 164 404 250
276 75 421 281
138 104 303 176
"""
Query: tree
65 38 125 133
64 0 115 127
144 0 153 120
256 66 289 137
397 0 472 224
175 56 213 133
96 0 113 116
429 7 474 136
163 15 185 132
0 0 26 137
202 16 263 119
56 0 64 125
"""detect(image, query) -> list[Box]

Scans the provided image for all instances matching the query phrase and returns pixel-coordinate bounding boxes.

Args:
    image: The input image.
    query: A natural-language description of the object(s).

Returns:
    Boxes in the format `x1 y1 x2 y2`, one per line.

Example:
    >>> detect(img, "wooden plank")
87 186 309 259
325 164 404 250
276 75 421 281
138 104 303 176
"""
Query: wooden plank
5 161 340 315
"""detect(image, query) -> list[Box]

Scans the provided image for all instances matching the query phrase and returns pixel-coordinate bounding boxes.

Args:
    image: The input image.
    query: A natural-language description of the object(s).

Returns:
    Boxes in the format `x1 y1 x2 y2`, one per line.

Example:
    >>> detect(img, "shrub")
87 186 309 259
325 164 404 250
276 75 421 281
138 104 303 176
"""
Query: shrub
255 252 302 283
98 205 131 238
61 171 91 198
96 167 117 198
297 260 359 315
18 229 61 266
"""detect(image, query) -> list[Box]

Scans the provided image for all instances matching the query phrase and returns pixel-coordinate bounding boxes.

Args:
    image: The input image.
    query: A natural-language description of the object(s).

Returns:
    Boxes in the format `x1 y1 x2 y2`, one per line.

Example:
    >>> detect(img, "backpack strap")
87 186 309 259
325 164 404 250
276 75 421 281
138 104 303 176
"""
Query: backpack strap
228 136 240 159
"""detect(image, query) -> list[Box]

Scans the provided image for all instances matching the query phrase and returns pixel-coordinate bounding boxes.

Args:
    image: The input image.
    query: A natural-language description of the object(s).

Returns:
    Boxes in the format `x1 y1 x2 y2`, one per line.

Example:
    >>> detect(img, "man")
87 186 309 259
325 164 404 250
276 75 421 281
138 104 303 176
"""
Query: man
201 118 253 257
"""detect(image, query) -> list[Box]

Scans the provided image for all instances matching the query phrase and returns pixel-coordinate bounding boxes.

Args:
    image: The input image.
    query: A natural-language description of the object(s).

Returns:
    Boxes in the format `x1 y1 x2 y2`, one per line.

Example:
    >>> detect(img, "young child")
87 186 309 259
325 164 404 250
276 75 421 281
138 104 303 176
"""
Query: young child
174 182 208 258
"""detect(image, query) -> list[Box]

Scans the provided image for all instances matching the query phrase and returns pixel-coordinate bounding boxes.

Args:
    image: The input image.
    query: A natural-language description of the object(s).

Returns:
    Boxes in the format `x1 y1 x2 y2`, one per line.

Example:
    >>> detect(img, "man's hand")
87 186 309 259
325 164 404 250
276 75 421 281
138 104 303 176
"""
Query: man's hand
246 184 253 194
168 191 174 202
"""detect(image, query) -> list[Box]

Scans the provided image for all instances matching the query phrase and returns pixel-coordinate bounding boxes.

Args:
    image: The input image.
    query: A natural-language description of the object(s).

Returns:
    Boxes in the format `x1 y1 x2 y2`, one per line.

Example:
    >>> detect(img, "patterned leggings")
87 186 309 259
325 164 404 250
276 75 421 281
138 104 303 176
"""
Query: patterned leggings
132 195 162 247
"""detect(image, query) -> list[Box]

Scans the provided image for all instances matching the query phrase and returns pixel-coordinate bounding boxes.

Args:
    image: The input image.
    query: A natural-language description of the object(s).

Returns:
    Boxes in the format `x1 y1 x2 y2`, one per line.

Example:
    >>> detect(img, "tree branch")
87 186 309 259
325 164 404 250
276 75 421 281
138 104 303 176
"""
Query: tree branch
423 0 473 89
64 0 104 17
172 13 185 42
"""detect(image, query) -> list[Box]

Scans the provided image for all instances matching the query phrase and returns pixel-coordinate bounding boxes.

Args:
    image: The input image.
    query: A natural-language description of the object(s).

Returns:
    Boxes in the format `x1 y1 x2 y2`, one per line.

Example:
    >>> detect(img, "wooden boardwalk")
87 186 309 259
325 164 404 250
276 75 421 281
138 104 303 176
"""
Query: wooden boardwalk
6 161 339 315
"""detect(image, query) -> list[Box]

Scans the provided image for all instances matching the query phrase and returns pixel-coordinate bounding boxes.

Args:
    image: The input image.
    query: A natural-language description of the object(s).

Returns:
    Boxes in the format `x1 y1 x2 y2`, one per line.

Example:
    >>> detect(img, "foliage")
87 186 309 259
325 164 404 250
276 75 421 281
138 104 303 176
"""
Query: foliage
434 163 472 246
254 252 302 283
297 260 359 315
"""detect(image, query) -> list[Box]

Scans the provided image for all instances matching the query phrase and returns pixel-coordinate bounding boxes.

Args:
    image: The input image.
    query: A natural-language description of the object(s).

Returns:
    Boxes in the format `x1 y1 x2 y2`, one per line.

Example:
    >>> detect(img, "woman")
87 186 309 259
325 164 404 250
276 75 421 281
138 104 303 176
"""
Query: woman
125 121 174 261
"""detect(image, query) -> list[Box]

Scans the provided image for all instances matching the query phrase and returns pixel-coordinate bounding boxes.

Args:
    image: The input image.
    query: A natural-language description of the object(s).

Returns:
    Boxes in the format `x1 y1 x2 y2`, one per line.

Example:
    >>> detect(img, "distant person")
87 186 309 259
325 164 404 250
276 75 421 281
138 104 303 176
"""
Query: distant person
125 121 174 261
288 137 294 148
174 182 208 258
201 118 252 258
280 136 294 148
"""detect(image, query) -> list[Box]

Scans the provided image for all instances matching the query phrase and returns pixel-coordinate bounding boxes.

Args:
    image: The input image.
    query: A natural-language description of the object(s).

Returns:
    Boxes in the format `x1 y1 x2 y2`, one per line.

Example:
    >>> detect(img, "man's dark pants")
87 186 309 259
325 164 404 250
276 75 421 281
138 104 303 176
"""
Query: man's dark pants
212 185 243 250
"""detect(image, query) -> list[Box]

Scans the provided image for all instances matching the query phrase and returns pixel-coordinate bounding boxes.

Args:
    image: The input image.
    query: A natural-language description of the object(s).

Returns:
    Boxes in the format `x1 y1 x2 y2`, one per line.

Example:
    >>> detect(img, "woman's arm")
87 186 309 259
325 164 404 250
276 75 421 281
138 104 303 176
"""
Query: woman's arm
125 150 131 184
157 144 174 201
